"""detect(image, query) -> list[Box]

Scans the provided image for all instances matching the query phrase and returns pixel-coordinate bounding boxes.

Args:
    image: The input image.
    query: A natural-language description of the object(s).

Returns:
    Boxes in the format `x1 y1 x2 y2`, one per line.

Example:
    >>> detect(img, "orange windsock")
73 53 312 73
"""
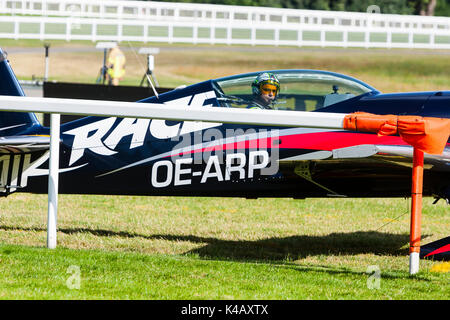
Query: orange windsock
343 112 450 155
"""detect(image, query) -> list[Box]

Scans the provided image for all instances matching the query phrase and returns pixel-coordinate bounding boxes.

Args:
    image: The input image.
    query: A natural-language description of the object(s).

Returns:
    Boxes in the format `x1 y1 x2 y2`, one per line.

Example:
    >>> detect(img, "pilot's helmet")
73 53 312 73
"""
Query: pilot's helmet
252 72 280 97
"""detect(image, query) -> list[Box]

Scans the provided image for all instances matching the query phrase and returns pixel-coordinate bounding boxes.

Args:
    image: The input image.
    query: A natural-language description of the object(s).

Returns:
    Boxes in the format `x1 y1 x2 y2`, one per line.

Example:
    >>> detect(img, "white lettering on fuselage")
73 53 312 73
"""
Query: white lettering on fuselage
64 117 118 166
63 91 219 166
150 151 270 188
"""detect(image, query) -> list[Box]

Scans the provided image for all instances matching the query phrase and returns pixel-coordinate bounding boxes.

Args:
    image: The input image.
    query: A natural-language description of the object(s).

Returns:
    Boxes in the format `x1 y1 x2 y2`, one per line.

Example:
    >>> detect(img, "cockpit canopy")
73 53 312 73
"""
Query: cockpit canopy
213 70 377 111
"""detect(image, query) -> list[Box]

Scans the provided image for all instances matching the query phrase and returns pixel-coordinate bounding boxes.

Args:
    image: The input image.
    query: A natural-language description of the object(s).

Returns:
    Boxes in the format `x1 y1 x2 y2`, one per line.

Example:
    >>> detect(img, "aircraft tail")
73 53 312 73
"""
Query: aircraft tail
0 48 41 136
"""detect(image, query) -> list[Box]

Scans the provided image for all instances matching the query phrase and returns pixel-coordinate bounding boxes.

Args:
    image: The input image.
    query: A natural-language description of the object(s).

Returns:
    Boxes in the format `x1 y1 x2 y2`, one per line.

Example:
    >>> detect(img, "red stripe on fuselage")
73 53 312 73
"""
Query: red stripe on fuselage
276 131 406 150
169 131 407 158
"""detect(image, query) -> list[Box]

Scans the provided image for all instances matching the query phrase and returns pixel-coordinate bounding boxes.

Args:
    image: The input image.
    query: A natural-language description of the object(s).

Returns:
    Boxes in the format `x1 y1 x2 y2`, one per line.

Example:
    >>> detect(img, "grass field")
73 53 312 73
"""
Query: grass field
0 40 449 300
1 195 449 299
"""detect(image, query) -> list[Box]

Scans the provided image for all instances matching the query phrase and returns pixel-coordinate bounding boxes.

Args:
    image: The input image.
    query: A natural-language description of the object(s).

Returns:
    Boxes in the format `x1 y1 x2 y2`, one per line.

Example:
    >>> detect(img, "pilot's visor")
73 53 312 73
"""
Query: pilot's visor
260 84 278 95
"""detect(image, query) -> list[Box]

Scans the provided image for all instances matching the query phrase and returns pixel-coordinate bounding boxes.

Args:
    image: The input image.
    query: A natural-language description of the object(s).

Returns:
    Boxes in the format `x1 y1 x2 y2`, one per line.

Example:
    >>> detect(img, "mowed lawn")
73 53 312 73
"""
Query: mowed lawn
0 41 449 299
0 194 448 299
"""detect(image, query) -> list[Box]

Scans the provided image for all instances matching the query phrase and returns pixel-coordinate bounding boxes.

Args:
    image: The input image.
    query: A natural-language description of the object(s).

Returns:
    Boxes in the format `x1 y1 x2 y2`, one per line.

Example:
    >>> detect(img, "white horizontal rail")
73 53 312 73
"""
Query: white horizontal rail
0 95 346 129
1 0 449 30
0 15 449 49
1 0 449 49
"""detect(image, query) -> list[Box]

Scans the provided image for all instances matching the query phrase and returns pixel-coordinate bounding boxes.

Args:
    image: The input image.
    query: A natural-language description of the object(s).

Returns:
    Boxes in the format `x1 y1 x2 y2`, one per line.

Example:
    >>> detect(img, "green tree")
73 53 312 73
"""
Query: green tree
435 0 450 16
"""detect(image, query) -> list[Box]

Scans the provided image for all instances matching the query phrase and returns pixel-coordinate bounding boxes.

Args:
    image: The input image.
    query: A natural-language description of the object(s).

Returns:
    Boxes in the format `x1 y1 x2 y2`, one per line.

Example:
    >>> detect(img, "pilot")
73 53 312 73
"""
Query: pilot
106 44 126 86
247 72 280 109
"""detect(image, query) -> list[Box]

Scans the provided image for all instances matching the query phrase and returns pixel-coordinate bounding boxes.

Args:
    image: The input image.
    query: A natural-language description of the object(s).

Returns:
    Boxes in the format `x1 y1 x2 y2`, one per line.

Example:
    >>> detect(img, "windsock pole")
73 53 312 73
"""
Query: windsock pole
409 148 424 275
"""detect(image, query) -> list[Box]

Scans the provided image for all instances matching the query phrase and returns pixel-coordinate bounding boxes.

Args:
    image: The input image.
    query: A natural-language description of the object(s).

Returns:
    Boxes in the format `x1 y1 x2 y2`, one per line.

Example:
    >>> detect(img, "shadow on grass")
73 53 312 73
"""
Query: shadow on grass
177 231 413 261
0 224 416 260
2 224 435 279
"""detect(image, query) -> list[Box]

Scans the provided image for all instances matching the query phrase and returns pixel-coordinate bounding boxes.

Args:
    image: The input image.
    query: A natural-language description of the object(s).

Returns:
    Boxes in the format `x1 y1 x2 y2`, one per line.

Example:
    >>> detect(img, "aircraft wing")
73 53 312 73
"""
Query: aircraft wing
0 135 50 153
277 144 450 198
0 135 50 194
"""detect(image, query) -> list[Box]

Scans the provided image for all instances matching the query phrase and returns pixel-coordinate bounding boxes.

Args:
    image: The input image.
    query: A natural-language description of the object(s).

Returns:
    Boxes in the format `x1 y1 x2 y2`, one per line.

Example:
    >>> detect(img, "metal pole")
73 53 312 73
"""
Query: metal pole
47 113 60 249
148 54 159 87
44 43 50 81
102 48 107 84
409 148 424 275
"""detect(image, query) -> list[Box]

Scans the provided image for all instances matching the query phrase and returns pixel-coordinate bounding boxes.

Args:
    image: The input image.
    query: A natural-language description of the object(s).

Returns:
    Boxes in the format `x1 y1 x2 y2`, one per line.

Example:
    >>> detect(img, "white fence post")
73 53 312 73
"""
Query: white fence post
343 30 348 48
193 23 198 45
118 20 122 43
92 19 97 42
168 24 173 44
210 25 215 45
143 20 148 43
14 18 19 40
251 26 255 46
66 19 71 42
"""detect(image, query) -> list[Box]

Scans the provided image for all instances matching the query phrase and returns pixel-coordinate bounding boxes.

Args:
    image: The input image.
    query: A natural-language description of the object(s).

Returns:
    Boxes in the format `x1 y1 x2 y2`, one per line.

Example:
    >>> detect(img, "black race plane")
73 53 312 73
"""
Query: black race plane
0 48 448 261
1 48 449 200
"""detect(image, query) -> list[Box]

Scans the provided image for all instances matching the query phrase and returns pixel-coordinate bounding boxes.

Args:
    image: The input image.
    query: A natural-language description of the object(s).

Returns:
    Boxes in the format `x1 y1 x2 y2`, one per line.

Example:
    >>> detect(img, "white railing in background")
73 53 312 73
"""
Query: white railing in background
1 0 449 49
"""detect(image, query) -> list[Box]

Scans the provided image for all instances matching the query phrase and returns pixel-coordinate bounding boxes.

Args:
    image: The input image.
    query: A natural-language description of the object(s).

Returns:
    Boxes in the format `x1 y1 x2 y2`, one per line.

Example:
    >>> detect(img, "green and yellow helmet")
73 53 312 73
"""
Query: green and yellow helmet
251 72 280 97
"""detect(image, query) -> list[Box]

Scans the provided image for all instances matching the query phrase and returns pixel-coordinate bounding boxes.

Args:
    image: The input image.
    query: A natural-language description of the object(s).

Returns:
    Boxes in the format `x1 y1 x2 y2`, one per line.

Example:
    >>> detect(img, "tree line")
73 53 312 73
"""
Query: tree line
148 0 450 17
